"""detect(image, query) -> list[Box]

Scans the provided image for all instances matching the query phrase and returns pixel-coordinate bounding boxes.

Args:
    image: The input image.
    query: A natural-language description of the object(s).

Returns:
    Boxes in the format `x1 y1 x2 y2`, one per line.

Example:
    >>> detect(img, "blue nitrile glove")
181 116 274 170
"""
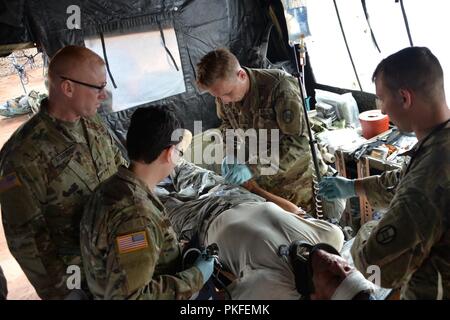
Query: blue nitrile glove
193 251 215 285
221 156 253 185
318 176 357 200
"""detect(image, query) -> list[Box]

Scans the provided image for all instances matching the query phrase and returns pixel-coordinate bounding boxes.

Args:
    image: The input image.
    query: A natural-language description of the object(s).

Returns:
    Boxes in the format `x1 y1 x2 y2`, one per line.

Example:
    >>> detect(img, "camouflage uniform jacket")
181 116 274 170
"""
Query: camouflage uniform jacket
216 67 328 210
351 120 450 299
80 166 204 300
0 99 126 299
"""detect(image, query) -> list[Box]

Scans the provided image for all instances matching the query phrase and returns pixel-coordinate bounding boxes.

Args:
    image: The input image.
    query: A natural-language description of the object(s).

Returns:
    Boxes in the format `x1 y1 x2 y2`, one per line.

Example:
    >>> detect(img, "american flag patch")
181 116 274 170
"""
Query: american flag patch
116 231 148 254
0 172 21 193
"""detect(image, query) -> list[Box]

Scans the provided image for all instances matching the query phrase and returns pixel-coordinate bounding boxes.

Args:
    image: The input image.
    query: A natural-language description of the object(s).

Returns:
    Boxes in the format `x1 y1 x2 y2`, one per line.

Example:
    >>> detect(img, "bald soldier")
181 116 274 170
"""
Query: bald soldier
81 107 213 299
319 47 450 299
196 48 342 218
0 46 126 299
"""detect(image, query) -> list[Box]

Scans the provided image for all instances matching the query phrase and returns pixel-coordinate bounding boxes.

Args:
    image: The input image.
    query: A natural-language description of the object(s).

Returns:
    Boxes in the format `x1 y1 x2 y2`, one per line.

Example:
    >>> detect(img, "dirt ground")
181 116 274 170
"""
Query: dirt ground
0 66 46 300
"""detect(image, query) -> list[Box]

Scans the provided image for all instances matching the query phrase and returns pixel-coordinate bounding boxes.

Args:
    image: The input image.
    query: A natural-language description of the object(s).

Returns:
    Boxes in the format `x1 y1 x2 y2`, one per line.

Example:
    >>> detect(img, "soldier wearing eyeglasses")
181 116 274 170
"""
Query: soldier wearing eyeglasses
0 45 127 299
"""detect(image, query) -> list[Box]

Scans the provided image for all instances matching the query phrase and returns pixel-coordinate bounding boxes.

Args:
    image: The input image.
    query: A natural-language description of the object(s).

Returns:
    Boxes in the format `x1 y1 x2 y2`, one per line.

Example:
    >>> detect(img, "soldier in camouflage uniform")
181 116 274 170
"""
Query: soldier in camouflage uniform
196 48 342 217
80 107 213 300
319 47 450 299
0 46 126 299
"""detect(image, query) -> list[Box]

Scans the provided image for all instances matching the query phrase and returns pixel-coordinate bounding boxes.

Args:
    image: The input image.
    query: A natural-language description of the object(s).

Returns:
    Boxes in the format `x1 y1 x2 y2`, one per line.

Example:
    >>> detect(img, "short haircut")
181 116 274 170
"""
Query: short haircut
196 48 240 88
126 106 183 164
48 45 104 81
372 47 444 99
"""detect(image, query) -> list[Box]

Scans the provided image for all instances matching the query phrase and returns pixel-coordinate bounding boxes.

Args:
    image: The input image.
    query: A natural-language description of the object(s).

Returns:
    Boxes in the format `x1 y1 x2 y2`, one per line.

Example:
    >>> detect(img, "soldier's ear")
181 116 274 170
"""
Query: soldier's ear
237 69 246 81
398 88 413 110
162 146 176 165
60 80 74 98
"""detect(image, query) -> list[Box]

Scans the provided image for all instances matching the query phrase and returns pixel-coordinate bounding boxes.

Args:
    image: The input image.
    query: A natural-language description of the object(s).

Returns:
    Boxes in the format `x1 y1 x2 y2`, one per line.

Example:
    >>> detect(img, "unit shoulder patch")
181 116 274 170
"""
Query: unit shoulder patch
282 109 294 124
116 231 149 254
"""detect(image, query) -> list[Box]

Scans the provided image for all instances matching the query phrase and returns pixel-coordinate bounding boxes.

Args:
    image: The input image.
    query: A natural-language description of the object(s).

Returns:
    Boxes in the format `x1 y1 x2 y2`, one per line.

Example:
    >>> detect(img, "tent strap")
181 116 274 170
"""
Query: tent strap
158 21 179 71
333 0 363 91
100 32 118 88
396 0 414 47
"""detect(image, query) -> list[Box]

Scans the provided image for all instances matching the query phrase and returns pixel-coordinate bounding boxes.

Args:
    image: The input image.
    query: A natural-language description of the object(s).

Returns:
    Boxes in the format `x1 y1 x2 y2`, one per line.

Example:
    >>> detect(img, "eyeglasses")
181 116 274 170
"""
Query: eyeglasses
173 147 184 157
165 145 184 157
60 75 107 92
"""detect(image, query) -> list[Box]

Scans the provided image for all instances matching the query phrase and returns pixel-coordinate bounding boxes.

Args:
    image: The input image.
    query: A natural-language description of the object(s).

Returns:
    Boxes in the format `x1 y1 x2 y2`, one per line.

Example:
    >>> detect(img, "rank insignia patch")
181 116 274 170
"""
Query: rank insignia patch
376 225 397 245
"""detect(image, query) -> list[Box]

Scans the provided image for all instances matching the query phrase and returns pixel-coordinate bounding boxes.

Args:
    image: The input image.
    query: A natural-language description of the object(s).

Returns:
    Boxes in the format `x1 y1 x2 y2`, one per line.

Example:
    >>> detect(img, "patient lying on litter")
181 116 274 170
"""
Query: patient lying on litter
155 160 344 299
